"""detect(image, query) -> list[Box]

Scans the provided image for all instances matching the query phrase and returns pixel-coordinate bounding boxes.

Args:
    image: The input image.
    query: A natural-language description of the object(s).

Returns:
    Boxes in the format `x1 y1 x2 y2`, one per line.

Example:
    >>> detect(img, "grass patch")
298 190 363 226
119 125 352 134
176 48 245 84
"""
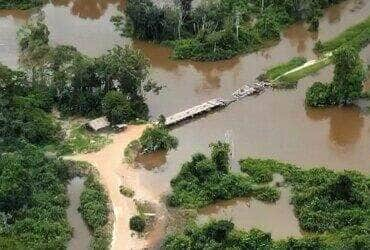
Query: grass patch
315 16 370 53
61 124 112 155
264 57 307 81
272 57 332 87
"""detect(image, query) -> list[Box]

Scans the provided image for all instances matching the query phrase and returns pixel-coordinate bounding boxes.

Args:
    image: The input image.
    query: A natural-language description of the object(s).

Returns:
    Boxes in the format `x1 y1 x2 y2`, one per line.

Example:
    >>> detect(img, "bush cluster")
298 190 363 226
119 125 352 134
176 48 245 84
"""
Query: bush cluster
167 142 280 208
117 0 345 61
129 215 146 233
79 171 111 249
139 125 179 154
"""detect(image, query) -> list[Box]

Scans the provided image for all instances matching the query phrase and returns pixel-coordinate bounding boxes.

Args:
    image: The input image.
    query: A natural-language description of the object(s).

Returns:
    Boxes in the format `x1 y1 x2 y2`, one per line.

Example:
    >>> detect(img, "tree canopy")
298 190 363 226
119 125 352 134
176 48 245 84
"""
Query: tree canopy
306 45 365 106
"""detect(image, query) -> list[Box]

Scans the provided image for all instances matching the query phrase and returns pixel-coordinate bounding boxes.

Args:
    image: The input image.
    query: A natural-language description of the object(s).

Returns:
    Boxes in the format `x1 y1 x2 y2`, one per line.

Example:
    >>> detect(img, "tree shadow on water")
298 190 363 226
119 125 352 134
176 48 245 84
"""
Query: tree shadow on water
306 106 364 149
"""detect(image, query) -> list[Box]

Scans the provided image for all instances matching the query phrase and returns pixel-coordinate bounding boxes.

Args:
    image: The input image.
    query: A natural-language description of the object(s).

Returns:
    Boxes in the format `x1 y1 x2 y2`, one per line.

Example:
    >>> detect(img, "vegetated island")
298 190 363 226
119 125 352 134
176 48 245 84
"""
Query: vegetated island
262 15 370 88
163 152 369 249
112 0 345 61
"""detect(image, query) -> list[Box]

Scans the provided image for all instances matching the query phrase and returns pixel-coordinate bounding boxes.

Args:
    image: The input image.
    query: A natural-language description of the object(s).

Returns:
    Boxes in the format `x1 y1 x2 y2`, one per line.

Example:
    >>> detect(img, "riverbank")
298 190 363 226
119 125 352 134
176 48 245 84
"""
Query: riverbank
69 125 165 250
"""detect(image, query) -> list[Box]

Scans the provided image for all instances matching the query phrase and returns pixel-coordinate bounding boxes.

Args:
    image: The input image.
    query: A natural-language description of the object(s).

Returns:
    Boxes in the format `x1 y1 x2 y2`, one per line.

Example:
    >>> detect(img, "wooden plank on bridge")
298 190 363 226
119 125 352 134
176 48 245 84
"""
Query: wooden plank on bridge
165 98 227 126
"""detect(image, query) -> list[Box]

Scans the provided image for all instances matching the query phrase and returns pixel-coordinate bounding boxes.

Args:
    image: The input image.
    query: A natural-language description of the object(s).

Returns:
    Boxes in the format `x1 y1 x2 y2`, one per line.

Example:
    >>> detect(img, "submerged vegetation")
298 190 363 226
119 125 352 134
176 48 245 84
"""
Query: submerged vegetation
167 142 280 208
306 46 365 106
164 158 369 249
0 0 43 10
114 0 344 61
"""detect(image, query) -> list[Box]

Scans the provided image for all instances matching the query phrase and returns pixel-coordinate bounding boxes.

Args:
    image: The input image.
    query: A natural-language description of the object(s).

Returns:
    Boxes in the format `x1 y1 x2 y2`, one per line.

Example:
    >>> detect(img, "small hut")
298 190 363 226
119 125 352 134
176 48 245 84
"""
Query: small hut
87 117 110 132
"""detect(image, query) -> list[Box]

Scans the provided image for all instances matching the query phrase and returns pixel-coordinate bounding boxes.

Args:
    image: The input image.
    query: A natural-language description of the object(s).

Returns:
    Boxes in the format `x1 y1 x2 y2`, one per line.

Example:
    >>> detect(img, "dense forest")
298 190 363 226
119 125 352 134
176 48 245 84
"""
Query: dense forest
113 0 345 61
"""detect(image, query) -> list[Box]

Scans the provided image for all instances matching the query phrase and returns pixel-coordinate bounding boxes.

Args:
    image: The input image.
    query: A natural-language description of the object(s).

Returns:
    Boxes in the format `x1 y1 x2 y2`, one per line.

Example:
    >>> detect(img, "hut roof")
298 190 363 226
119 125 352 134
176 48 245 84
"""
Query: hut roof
87 116 110 131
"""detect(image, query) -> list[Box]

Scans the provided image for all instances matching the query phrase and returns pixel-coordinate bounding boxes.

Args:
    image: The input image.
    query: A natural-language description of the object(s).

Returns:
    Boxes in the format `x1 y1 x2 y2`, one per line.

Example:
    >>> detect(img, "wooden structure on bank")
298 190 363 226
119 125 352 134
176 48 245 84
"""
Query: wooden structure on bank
87 116 110 131
165 98 228 126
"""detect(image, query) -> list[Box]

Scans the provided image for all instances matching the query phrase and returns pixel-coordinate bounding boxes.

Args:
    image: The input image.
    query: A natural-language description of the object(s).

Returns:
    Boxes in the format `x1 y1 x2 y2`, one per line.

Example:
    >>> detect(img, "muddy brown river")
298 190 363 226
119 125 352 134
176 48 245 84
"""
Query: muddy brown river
0 0 369 247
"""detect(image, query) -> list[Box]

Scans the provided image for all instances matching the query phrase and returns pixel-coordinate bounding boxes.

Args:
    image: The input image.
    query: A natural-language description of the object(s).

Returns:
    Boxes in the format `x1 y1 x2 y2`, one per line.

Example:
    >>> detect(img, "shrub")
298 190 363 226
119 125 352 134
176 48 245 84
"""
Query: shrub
129 215 146 232
124 140 141 163
139 125 178 154
253 186 280 202
240 160 274 183
119 186 135 198
210 141 230 173
305 82 333 107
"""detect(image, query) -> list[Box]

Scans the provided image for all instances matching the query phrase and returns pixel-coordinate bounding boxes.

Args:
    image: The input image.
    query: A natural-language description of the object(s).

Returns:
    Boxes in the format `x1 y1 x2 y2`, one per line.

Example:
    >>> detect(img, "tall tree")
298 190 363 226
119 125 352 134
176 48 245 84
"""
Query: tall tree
332 46 365 104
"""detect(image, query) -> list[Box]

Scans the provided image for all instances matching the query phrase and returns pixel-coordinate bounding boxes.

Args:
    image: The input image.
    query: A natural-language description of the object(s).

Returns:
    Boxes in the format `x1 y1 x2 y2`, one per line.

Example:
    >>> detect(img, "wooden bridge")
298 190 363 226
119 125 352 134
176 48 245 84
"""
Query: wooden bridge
165 98 228 126
164 82 270 127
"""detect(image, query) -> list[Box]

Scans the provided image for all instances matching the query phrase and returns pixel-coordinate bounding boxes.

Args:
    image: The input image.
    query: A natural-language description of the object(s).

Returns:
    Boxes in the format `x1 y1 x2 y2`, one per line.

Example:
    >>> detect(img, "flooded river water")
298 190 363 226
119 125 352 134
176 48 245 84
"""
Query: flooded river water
66 177 91 250
0 0 369 245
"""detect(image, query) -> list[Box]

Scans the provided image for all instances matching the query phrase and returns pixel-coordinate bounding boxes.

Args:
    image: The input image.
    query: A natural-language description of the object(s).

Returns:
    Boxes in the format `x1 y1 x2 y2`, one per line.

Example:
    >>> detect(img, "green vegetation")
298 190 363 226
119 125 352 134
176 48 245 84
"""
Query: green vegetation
239 158 369 248
129 215 146 233
59 124 112 155
119 185 135 198
0 145 71 249
279 57 331 84
0 0 43 10
124 139 142 163
79 170 111 250
164 158 369 249
306 46 365 106
167 142 280 208
0 64 60 150
315 16 370 53
263 57 307 81
114 0 343 61
124 124 178 162
17 17 154 122
139 125 179 154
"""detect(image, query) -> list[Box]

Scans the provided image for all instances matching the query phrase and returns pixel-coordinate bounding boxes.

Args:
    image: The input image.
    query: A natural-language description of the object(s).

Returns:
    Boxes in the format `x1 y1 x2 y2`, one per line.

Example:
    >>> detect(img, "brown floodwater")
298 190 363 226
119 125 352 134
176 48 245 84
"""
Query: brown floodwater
66 177 91 250
0 0 369 244
197 185 302 239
